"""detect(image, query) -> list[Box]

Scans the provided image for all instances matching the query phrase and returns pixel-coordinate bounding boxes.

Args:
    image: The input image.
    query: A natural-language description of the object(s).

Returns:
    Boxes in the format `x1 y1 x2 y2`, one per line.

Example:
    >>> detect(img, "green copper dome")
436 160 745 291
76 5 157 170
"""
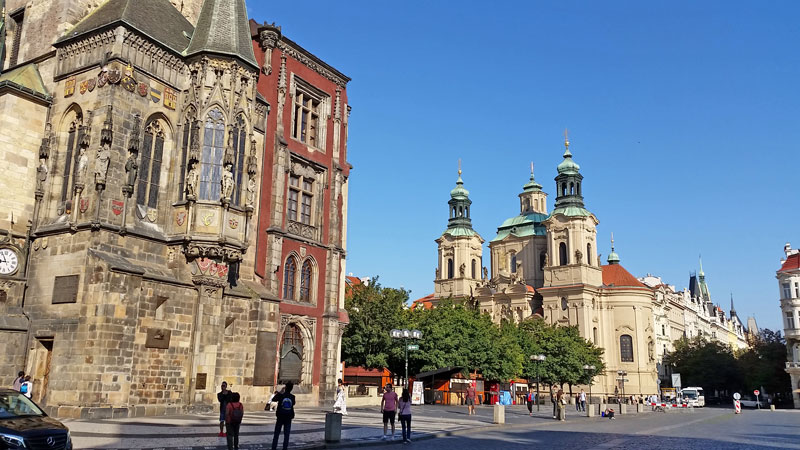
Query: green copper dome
557 148 581 175
607 233 620 264
523 169 543 192
450 173 470 199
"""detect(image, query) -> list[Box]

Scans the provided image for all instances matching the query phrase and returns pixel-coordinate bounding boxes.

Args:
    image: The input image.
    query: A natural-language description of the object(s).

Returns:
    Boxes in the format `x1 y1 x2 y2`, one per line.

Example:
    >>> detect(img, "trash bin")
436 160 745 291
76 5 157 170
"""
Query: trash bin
325 412 342 443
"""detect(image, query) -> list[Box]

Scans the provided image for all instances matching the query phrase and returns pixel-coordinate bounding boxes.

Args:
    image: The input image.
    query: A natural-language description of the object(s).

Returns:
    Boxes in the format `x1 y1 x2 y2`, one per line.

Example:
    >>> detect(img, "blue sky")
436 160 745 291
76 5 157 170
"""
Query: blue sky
249 1 800 331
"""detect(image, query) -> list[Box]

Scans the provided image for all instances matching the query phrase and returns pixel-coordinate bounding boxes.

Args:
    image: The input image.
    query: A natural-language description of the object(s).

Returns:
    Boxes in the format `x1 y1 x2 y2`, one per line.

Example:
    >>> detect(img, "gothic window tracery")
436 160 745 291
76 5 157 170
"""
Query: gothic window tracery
299 259 312 302
137 119 166 208
178 108 196 200
283 256 297 300
60 120 80 203
199 108 225 201
231 114 248 205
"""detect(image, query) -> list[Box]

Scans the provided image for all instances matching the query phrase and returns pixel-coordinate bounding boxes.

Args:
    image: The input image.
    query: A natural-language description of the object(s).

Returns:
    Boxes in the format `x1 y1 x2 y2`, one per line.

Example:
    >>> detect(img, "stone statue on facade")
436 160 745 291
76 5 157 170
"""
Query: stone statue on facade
36 158 48 193
124 153 138 195
435 267 439 279
459 263 466 277
575 249 583 264
246 175 256 207
94 143 111 187
75 147 89 187
186 160 199 200
221 162 234 202
543 253 549 267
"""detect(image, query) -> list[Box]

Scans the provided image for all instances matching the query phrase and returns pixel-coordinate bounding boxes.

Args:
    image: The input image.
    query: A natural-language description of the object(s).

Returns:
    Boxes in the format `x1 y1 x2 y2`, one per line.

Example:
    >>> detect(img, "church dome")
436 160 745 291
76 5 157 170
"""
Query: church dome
450 174 469 199
557 148 581 175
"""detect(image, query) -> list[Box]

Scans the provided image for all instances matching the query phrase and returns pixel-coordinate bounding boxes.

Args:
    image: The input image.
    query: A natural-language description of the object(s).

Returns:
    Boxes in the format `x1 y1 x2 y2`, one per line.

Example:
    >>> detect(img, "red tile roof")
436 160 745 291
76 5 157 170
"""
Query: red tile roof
601 264 650 289
346 276 363 286
411 293 435 310
780 253 800 273
343 366 391 377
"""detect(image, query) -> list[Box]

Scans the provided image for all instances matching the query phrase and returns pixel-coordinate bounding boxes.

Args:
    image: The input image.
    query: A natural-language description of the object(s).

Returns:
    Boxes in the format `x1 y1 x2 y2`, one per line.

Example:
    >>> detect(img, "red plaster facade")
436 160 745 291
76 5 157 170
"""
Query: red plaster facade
249 21 351 403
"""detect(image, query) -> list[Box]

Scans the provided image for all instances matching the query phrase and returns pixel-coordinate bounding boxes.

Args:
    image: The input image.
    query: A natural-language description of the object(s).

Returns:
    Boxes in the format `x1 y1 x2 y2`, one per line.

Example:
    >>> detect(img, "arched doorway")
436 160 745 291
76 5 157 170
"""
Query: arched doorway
278 324 304 384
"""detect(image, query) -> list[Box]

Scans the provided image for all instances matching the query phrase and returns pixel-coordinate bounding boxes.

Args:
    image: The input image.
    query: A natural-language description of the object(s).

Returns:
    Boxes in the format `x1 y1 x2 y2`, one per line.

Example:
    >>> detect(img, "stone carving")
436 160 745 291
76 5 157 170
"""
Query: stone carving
648 338 655 362
124 153 138 196
36 158 48 193
94 143 111 187
435 267 439 279
246 176 256 207
75 147 89 188
186 160 199 200
287 220 316 240
459 263 466 277
221 162 234 202
290 162 316 179
544 253 549 267
575 249 583 264
482 266 488 280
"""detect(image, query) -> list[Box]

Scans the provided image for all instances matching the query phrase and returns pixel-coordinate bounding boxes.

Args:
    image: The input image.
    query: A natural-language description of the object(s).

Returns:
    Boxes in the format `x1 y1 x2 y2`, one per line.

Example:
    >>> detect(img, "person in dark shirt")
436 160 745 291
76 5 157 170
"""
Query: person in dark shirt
217 381 232 437
271 382 296 450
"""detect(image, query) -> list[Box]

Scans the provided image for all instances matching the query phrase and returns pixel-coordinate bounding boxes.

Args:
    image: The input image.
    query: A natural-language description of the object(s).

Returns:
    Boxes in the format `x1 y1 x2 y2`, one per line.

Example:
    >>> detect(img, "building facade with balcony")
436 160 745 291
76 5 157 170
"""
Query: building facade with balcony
778 242 800 408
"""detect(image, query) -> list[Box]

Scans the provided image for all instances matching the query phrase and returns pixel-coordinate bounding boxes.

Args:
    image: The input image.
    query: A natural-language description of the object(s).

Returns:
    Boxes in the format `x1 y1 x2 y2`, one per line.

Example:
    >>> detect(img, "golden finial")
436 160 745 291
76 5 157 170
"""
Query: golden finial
564 128 570 150
530 161 534 175
458 158 462 176
611 232 615 251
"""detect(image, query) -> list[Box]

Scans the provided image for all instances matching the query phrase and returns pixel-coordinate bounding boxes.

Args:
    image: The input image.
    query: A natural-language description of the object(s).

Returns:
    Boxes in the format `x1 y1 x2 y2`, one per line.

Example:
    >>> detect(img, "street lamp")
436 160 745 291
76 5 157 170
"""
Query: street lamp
530 354 546 411
617 370 628 404
391 329 422 388
583 364 596 408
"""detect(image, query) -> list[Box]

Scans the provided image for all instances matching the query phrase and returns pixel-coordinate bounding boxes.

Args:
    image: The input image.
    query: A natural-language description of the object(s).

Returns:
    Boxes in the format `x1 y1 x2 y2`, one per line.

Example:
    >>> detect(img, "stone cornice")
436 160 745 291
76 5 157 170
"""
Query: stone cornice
276 37 350 87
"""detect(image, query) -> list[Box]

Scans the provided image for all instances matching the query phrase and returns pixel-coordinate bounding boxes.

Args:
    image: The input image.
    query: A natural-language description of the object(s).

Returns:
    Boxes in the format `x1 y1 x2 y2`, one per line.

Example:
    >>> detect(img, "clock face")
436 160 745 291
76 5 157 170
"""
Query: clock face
0 248 19 275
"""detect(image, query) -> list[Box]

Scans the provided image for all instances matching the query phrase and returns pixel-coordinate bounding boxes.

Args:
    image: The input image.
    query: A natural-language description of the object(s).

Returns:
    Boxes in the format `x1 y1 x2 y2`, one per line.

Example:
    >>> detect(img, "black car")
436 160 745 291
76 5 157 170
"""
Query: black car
0 389 72 450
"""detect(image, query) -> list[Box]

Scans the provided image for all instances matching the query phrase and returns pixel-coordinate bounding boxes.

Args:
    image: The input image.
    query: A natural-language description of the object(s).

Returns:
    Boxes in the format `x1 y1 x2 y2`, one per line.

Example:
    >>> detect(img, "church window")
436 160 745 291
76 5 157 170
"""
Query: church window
60 120 79 203
283 256 297 300
539 251 546 271
471 259 477 279
292 83 322 148
299 259 312 302
577 183 581 196
279 324 303 384
561 297 568 311
178 111 196 200
561 183 567 196
787 311 796 329
586 243 592 265
9 9 24 67
199 108 225 201
137 119 165 208
569 182 574 195
465 206 469 217
447 258 454 279
661 324 666 335
510 253 517 273
559 242 568 266
620 335 634 362
592 327 598 344
288 174 314 225
525 199 531 212
231 115 248 205
783 283 792 299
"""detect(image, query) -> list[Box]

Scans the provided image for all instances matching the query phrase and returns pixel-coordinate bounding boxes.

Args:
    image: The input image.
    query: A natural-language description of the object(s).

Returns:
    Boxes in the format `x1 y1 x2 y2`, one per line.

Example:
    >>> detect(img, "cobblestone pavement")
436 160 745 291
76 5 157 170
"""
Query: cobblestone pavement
63 404 799 449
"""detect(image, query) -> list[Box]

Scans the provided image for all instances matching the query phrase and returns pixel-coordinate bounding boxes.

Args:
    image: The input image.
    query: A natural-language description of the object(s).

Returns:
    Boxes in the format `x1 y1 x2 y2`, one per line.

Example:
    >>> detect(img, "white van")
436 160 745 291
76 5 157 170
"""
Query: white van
680 387 705 407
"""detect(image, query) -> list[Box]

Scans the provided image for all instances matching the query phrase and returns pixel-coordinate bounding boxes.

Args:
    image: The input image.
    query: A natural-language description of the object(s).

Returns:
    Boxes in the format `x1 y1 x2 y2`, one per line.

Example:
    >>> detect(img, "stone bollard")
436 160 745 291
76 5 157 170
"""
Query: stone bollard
599 403 607 417
636 403 644 413
493 403 505 424
619 404 627 415
770 405 776 411
587 403 596 417
325 412 342 443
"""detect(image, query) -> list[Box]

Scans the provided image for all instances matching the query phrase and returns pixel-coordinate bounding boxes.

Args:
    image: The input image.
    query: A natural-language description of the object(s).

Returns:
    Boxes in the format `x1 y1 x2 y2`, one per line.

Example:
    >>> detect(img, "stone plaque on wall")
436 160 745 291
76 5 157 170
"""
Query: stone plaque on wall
253 331 277 386
145 328 171 349
196 373 207 390
52 275 80 304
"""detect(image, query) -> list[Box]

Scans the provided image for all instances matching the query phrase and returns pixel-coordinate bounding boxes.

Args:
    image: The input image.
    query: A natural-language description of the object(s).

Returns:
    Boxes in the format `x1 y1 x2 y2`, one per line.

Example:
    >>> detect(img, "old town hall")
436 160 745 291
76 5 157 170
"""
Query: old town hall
0 0 351 417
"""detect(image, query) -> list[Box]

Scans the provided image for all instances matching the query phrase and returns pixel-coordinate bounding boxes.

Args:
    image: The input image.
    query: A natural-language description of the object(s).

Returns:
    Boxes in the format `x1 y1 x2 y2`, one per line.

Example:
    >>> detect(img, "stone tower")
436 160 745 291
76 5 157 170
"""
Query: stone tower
433 166 484 301
519 163 548 215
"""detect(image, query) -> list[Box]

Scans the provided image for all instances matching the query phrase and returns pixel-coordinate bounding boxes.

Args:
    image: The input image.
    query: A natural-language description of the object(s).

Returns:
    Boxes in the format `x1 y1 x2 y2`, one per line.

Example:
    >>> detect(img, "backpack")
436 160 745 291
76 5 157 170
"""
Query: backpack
527 392 533 402
280 397 294 412
20 383 28 394
230 403 244 424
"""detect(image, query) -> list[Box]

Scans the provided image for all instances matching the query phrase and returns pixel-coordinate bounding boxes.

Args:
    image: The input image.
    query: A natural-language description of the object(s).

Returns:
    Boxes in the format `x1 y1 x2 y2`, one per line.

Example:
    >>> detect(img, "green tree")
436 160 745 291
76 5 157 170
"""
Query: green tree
664 336 742 394
341 277 410 373
737 329 791 396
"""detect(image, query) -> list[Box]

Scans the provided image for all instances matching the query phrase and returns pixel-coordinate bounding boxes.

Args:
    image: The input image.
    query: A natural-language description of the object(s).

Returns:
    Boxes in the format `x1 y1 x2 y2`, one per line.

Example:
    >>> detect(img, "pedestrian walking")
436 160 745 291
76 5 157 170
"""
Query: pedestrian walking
579 389 586 412
398 388 413 443
550 385 557 419
575 392 580 411
333 378 347 415
217 381 231 437
12 371 24 391
271 382 295 450
225 392 243 450
465 382 477 415
380 383 398 440
557 389 566 421
526 389 534 416
20 376 33 399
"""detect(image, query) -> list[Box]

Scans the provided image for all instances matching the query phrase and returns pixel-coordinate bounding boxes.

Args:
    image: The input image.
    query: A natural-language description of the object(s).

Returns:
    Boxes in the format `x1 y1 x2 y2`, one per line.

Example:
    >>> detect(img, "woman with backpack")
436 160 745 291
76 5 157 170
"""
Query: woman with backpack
225 392 244 450
397 388 412 443
20 376 33 399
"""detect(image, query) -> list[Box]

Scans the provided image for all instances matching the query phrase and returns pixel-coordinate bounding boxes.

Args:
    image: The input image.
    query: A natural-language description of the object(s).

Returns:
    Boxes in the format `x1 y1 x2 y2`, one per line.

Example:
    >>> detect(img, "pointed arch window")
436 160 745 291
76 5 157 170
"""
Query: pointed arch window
620 334 634 362
178 110 196 200
199 109 225 201
283 257 297 300
137 119 165 208
231 115 248 205
299 259 312 302
60 120 79 203
559 242 568 266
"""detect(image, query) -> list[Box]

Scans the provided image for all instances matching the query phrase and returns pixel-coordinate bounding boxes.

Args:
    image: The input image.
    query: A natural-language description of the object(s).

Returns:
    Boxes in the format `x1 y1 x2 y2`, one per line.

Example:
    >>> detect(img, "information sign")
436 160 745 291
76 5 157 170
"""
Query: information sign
407 344 419 351
411 381 424 405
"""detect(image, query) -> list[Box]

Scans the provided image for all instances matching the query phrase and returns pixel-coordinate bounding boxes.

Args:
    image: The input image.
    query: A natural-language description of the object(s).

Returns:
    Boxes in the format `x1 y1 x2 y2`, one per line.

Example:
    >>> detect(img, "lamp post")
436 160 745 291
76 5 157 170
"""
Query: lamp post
530 354 546 412
391 329 422 388
583 364 596 407
617 370 628 404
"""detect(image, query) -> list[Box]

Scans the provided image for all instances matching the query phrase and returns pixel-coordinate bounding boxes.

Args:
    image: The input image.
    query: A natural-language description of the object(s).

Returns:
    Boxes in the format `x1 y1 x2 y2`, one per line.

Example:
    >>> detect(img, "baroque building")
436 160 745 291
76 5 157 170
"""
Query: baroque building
0 0 350 417
778 242 800 408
